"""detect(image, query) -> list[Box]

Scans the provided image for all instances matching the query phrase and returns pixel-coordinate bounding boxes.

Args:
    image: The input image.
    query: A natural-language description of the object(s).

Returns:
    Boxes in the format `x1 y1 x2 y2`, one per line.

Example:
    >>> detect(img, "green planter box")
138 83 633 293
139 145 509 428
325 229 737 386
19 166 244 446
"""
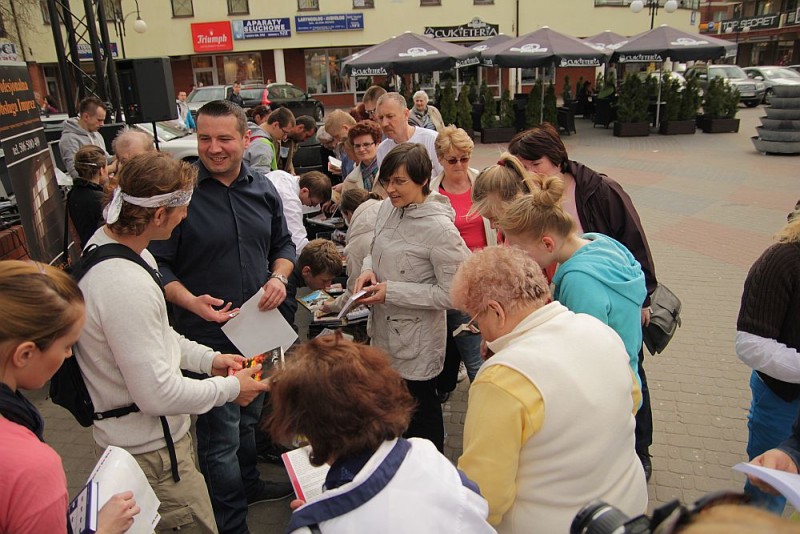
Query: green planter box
613 121 650 137
659 120 696 135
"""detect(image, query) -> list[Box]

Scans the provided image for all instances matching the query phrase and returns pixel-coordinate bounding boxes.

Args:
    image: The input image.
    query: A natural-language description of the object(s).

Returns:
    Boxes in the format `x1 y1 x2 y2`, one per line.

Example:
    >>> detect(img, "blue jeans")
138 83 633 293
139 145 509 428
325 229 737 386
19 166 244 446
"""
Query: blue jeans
196 392 265 534
744 371 800 514
436 310 484 393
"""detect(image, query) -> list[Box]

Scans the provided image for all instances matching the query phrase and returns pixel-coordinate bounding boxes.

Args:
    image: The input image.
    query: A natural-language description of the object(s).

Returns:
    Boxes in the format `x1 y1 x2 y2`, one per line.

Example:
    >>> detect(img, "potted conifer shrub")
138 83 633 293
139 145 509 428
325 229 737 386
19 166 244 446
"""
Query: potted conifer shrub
697 78 741 133
544 82 558 126
456 87 474 136
614 74 650 137
481 88 517 144
525 80 543 129
439 81 457 126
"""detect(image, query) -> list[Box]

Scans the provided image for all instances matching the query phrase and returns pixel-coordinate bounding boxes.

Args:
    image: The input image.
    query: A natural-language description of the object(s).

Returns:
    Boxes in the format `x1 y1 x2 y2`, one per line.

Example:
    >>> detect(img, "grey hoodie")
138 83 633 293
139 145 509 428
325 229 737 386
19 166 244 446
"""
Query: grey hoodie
362 193 471 380
243 121 276 174
59 118 108 178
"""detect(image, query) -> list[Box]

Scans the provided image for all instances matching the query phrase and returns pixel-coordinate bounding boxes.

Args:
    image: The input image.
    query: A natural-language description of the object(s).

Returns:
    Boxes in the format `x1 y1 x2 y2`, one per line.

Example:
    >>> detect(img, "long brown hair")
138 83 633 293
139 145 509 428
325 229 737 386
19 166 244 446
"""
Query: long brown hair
0 261 83 358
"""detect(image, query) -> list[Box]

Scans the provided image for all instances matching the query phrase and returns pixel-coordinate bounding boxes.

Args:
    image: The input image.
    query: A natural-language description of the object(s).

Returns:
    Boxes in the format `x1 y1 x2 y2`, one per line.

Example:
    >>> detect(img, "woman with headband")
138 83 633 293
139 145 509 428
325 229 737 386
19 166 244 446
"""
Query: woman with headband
0 260 139 533
74 152 270 533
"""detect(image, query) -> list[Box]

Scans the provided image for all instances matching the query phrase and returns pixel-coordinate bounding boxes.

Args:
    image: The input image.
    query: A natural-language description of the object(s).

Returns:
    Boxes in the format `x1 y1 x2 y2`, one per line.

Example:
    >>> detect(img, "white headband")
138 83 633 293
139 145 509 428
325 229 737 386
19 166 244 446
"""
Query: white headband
104 186 193 224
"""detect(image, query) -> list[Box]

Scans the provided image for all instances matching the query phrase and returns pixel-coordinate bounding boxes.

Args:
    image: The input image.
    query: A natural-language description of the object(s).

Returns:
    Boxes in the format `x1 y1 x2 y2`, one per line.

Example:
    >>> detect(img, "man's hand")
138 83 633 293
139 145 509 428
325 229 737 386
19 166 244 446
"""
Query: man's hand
97 491 139 534
354 270 377 294
641 307 651 327
748 449 799 495
191 294 239 323
357 282 386 306
233 365 272 406
259 278 287 311
211 354 245 377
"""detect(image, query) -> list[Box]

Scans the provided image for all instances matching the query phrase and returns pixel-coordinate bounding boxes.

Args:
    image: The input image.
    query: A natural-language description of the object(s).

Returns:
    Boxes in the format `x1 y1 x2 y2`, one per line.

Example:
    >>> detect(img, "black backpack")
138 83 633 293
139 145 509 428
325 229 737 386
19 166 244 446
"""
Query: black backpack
50 243 163 427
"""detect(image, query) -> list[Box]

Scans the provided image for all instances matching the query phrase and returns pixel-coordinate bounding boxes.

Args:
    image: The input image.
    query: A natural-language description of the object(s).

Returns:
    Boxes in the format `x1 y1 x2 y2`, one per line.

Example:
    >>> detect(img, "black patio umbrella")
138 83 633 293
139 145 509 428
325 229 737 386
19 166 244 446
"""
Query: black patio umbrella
470 33 513 66
610 25 736 64
583 30 631 57
479 26 607 69
341 32 481 76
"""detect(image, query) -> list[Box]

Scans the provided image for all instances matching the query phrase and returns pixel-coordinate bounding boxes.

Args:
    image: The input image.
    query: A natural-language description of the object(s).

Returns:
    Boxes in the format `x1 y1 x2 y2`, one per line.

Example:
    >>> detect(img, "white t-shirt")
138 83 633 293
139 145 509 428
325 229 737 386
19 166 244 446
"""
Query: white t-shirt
376 126 443 179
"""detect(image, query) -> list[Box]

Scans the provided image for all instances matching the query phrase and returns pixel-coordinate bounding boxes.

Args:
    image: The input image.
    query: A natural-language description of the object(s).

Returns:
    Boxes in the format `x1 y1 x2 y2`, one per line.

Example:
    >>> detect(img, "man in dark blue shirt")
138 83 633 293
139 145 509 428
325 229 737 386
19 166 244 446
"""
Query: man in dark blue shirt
150 100 295 534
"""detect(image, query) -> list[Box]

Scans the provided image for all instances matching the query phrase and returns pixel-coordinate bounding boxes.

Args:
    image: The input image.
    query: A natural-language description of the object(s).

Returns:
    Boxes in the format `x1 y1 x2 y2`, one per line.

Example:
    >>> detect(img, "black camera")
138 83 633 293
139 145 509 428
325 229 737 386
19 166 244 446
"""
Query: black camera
570 492 749 534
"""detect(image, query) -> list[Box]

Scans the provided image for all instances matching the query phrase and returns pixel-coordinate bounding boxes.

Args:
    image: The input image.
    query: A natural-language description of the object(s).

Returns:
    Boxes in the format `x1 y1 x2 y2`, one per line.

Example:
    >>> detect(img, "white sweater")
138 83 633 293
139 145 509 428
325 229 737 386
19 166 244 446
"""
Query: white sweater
74 228 241 454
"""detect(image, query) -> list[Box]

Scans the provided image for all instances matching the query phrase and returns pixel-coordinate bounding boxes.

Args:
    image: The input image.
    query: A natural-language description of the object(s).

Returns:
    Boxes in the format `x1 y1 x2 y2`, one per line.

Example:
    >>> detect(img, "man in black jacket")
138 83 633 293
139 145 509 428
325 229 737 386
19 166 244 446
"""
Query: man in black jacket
227 81 244 108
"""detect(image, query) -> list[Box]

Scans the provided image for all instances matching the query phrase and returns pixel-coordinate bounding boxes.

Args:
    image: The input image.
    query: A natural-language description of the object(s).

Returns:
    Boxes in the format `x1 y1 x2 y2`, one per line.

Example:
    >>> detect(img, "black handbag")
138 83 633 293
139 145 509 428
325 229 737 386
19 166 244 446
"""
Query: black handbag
643 283 682 355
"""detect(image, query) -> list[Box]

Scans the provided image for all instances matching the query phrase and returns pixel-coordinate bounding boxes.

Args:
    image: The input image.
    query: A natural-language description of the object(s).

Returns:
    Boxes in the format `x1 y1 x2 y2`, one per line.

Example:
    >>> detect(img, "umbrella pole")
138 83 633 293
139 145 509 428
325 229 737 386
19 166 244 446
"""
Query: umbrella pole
656 62 663 130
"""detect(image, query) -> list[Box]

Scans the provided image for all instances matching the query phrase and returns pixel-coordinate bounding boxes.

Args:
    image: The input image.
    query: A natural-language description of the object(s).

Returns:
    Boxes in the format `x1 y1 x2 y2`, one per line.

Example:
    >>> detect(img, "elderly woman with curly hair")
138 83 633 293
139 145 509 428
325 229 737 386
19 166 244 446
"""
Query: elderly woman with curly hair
341 120 386 198
454 246 646 533
270 334 494 534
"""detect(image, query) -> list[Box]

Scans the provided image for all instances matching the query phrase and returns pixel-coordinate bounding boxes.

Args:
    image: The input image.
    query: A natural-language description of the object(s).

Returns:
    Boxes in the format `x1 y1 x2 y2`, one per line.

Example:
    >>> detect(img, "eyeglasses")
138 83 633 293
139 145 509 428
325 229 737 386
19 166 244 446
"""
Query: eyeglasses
381 177 411 188
445 156 471 165
365 108 376 116
353 141 375 150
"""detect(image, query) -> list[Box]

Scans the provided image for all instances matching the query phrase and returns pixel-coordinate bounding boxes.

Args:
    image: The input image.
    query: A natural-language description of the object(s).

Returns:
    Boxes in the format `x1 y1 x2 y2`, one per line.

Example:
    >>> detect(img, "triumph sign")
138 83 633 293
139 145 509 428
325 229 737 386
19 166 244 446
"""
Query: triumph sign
424 18 499 41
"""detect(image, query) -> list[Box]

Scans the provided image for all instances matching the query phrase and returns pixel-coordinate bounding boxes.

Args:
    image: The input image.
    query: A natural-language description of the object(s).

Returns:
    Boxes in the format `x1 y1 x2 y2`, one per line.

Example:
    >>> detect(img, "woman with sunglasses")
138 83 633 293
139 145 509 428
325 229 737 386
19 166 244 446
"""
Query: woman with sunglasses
341 120 387 199
429 126 497 395
354 143 471 453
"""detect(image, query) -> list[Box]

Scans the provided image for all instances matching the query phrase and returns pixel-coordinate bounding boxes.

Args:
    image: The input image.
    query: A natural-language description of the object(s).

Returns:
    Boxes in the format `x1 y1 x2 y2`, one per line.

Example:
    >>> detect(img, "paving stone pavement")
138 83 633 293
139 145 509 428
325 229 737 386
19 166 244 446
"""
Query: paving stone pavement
29 105 798 532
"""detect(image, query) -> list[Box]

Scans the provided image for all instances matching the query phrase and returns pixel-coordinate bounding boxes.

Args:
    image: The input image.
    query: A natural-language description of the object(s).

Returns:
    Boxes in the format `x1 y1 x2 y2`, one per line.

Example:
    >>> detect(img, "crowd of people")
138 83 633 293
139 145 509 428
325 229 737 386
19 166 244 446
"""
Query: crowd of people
1 83 799 534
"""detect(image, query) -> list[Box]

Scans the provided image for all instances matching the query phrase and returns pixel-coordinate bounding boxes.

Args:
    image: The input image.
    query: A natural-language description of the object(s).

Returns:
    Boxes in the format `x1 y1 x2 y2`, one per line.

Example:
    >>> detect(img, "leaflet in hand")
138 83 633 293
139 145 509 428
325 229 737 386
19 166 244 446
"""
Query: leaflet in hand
328 156 342 169
87 446 161 534
230 346 284 381
282 446 330 502
336 290 369 321
733 463 800 510
296 289 332 312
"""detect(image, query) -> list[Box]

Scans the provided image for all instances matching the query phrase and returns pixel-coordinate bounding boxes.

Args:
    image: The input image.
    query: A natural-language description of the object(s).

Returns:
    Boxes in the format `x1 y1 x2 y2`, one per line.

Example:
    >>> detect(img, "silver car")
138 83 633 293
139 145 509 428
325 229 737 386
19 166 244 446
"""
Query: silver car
134 121 197 163
743 66 800 105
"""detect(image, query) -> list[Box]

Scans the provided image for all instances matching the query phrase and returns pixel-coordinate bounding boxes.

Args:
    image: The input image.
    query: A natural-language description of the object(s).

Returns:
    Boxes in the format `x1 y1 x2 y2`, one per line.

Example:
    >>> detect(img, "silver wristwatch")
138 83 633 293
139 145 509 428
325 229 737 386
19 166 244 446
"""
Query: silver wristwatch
270 273 289 285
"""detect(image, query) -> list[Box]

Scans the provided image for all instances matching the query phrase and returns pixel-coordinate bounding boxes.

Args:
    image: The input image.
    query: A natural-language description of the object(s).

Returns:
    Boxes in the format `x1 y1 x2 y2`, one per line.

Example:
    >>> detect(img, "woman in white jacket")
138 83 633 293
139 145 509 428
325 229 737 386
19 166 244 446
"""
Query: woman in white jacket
321 188 382 315
355 143 471 452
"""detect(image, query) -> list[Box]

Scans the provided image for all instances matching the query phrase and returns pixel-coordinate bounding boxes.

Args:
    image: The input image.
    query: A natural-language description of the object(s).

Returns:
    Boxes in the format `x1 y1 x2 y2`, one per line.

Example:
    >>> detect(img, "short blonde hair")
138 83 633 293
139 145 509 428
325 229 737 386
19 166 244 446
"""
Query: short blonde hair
435 126 474 159
323 110 356 137
451 246 549 316
496 175 575 240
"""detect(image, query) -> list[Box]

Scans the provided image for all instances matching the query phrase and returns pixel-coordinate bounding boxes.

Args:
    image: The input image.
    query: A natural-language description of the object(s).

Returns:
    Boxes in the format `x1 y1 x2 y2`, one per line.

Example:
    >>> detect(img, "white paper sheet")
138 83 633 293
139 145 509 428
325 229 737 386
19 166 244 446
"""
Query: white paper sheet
221 288 298 357
734 462 800 510
88 446 161 534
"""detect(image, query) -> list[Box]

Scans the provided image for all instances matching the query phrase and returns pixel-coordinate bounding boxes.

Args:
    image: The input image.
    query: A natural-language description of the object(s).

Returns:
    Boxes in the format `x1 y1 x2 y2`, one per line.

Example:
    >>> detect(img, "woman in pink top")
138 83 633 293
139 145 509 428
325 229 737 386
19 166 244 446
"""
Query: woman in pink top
430 127 497 395
0 261 138 534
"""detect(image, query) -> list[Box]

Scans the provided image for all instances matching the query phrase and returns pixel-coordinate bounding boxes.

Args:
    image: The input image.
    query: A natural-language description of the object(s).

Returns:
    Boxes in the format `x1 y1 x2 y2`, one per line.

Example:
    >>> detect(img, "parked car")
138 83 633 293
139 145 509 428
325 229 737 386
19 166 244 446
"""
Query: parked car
134 120 198 162
789 65 800 74
684 64 765 107
187 82 324 122
240 82 325 122
743 66 800 104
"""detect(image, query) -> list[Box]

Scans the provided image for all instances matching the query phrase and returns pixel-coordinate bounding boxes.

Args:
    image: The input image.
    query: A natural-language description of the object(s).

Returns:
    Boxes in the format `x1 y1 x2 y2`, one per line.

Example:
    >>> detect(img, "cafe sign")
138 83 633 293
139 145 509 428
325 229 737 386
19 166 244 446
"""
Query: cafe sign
424 18 499 41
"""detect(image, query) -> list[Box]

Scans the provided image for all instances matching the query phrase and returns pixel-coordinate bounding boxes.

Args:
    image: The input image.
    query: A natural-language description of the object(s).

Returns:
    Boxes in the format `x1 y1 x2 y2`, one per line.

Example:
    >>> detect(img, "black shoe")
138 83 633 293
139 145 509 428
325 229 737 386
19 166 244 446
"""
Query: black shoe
257 443 291 465
247 481 294 505
637 450 652 482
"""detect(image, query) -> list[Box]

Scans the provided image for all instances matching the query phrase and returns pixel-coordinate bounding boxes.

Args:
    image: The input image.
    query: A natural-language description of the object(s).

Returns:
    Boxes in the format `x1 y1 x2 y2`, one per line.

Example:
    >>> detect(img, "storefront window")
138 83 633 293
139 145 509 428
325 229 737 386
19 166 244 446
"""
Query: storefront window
305 47 362 94
220 53 263 84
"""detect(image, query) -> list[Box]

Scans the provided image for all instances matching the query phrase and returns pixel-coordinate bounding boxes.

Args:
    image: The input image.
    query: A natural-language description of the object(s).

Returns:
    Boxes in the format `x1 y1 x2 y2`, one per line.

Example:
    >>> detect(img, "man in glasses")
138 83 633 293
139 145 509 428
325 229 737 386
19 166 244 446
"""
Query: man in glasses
244 106 295 174
375 92 443 179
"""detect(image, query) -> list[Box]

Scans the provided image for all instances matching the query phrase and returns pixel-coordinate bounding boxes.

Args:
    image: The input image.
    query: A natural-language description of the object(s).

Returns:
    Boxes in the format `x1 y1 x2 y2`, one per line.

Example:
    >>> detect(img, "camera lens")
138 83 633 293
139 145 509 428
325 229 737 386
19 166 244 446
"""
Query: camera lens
571 501 632 534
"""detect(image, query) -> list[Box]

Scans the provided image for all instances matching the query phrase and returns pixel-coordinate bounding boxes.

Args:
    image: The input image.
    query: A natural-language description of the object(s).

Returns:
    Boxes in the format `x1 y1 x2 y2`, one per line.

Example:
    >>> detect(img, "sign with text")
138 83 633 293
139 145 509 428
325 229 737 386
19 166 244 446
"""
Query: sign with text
295 13 364 33
232 18 291 39
77 42 118 61
720 14 780 33
424 18 499 40
0 62 67 264
191 21 234 52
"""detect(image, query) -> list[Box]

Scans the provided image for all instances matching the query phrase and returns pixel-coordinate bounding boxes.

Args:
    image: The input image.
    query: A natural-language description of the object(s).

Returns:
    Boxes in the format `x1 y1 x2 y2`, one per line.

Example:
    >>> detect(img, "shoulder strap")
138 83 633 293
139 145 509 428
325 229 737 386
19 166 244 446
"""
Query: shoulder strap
75 243 164 294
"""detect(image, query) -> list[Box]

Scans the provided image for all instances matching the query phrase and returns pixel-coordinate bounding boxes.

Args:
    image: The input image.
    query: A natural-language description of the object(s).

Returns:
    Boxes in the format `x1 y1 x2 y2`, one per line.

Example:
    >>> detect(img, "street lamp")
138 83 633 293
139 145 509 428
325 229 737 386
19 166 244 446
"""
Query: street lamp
630 0 679 30
112 0 147 59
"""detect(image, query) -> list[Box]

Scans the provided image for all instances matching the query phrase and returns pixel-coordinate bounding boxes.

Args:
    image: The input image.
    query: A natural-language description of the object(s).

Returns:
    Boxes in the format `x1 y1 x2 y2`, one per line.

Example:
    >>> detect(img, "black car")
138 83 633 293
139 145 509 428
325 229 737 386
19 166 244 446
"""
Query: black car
240 83 325 121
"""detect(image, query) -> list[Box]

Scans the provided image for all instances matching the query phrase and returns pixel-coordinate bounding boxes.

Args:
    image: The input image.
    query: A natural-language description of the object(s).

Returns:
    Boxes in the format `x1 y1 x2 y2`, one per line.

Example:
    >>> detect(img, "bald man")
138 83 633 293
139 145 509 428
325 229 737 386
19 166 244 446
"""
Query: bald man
113 129 156 168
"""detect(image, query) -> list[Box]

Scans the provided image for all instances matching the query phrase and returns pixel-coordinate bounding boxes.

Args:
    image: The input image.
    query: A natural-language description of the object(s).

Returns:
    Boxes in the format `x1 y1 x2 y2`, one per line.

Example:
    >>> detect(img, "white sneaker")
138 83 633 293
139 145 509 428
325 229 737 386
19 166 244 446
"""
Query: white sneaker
457 362 468 383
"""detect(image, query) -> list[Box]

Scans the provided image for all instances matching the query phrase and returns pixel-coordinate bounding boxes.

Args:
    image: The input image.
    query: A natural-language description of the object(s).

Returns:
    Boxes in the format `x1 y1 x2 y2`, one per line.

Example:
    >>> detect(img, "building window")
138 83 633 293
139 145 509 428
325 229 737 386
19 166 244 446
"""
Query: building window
421 0 441 5
298 0 319 10
227 0 249 15
171 0 194 17
474 0 493 4
353 0 374 7
305 47 370 94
